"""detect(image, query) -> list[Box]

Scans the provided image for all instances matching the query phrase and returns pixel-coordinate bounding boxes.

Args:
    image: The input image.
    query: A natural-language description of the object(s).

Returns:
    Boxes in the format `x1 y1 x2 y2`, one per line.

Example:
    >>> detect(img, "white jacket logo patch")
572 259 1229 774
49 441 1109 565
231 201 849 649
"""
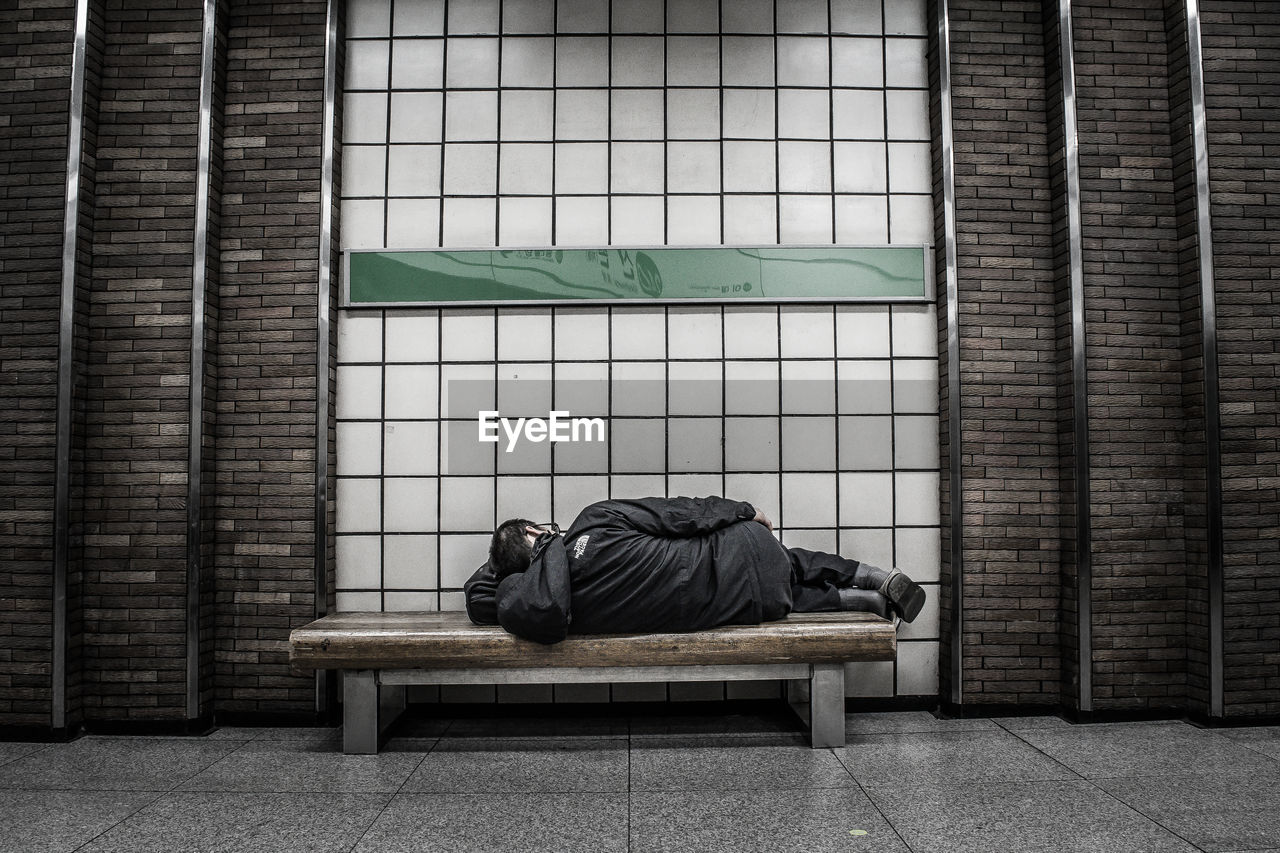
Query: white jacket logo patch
572 534 589 559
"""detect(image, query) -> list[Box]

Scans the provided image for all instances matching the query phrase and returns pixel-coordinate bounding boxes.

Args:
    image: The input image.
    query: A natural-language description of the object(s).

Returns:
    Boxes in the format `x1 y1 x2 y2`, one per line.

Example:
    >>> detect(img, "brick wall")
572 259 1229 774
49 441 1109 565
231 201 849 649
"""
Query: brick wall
1201 0 1280 717
0 0 76 726
215 0 329 715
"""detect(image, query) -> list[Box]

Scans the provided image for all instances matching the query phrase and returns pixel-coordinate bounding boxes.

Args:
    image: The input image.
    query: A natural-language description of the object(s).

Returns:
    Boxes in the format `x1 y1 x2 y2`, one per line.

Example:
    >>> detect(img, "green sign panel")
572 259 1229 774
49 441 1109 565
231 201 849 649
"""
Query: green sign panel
344 246 928 305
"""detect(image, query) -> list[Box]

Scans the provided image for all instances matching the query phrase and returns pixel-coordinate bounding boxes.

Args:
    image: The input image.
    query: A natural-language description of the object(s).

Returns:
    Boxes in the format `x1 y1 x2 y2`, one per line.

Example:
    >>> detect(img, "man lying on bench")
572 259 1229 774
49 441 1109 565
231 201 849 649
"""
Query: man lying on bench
464 496 926 644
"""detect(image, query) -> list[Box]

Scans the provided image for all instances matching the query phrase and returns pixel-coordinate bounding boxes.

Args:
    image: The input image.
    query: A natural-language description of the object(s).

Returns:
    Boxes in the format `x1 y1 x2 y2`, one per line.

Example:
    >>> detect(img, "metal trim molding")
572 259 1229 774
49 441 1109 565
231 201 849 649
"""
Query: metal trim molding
53 0 92 731
1056 0 1093 714
187 0 218 720
1185 0 1223 718
935 0 965 708
315 0 340 714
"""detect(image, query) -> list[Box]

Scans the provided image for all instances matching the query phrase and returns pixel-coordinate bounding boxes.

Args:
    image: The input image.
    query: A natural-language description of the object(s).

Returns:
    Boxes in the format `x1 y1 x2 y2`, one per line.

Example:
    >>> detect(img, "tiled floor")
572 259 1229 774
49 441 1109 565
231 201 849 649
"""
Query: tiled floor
2 709 1279 852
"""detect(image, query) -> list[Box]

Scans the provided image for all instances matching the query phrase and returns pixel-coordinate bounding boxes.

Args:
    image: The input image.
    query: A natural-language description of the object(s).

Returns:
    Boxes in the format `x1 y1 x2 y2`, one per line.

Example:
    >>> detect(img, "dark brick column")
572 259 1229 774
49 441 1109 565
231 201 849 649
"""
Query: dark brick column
1200 0 1280 718
939 0 1065 708
215 0 331 717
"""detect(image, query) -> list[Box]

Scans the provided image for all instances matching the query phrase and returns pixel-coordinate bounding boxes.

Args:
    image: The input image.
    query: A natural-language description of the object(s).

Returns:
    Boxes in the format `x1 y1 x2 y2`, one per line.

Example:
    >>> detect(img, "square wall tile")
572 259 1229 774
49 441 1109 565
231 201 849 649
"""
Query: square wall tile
349 0 389 37
446 37 499 86
837 307 890 358
337 477 382 533
722 37 775 86
609 474 665 500
888 142 931 194
448 0 499 33
557 89 609 139
343 145 387 197
778 141 832 192
722 195 778 245
667 89 721 140
383 420 438 476
555 362 609 415
385 310 439 363
441 310 496 362
347 39 389 89
611 361 665 415
781 360 836 414
610 419 667 473
385 592 439 611
892 358 939 414
344 93 388 144
724 361 780 415
504 0 556 33
387 145 442 197
668 308 723 360
386 199 441 248
838 360 892 414
391 38 444 89
894 415 940 470
839 472 892 526
722 0 773 33
443 418 497 475
554 475 610 520
501 90 555 140
557 36 609 86
886 37 928 87
384 364 439 419
495 429 552 473
609 196 665 244
501 36 555 86
896 527 941 583
832 0 883 35
337 365 382 419
440 535 492 587
778 194 833 243
724 473 781 525
610 89 663 140
443 143 498 194
495 476 553 523
336 591 381 611
611 142 665 193
668 361 723 415
668 417 723 472
440 591 466 610
781 416 836 471
498 197 553 246
384 478 439 532
777 89 831 139
558 0 608 31
723 142 777 193
834 141 887 193
554 143 608 194
667 0 718 32
833 90 885 140
612 36 665 85
555 196 610 245
389 92 443 144
839 527 893 569
497 311 553 362
782 528 838 553
667 473 725 497
897 590 940 640
897 641 939 695
666 35 719 85
724 307 779 359
666 196 721 245
839 415 892 470
441 197 496 246
776 0 828 33
394 0 444 35
722 89 776 139
725 417 779 472
554 427 610 472
336 535 381 589
831 37 883 87
887 89 931 140
834 195 889 244
383 534 438 588
780 306 835 358
777 36 830 86
611 309 666 360
667 142 720 193
337 422 382 476
889 194 935 245
499 143 553 195
440 477 496 530
553 309 609 360
782 472 838 528
895 471 940 526
338 311 382 364
341 199 385 249
846 660 894 698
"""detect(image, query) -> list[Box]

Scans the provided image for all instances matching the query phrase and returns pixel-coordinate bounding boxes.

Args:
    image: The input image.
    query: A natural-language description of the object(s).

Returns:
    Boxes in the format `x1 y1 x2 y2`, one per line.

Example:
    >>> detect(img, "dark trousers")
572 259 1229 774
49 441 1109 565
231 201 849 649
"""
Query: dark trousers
785 547 877 613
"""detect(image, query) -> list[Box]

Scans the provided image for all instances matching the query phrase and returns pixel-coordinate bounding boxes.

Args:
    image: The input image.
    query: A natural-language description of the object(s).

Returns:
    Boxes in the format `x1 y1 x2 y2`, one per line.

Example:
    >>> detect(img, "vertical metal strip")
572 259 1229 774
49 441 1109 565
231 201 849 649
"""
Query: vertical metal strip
1056 0 1092 713
187 0 218 720
316 0 339 714
54 0 91 732
1185 0 1223 718
935 0 964 708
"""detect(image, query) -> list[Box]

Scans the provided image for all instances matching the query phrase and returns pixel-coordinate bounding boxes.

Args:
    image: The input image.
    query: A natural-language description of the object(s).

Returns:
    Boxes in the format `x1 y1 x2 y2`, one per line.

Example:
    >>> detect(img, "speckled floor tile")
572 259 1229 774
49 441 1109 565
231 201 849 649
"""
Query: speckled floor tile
1097 769 1280 852
77 792 388 853
839 729 1077 788
0 741 51 767
844 710 997 736
1216 726 1280 761
176 739 424 793
0 737 240 791
1014 720 1279 779
991 715 1074 731
630 787 911 853
403 737 628 793
630 736 854 792
866 779 1199 853
0 789 159 853
352 792 627 853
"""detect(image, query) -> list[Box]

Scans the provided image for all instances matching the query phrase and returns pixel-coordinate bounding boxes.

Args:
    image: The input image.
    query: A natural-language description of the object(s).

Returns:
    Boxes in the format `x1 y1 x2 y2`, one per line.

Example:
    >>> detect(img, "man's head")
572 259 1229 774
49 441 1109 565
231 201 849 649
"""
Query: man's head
490 518 537 578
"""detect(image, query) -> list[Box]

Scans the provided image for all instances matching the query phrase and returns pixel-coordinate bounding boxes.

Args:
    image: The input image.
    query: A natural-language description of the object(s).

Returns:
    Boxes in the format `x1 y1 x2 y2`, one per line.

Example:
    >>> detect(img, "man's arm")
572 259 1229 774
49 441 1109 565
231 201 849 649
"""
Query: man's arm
495 533 571 643
464 562 499 625
574 496 757 538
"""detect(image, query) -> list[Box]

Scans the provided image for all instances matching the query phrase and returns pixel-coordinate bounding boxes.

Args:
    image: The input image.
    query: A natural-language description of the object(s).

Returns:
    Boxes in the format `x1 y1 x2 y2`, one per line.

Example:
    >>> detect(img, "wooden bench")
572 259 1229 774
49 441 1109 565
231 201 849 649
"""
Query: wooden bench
289 610 897 754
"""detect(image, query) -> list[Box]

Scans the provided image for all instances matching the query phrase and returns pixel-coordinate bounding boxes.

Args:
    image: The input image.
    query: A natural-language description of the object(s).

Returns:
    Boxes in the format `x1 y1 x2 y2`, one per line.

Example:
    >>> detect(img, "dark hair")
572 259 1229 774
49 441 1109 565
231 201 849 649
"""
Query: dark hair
490 518 535 578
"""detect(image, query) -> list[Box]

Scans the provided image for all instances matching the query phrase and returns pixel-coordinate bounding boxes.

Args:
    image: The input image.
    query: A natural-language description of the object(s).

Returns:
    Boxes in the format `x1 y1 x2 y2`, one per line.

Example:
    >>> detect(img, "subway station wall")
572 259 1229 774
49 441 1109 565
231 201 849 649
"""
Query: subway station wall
335 0 942 700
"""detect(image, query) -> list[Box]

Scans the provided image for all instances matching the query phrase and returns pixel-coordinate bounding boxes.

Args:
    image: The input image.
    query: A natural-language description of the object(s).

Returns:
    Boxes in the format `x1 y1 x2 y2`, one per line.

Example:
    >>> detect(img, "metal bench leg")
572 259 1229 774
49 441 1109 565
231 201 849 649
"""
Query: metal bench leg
809 663 846 748
343 669 379 754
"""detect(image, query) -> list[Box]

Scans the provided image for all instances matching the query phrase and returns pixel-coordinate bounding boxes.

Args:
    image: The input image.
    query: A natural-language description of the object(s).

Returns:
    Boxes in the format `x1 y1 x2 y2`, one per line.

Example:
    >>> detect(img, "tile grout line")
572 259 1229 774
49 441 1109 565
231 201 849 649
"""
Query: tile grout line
343 735 435 853
830 739 919 853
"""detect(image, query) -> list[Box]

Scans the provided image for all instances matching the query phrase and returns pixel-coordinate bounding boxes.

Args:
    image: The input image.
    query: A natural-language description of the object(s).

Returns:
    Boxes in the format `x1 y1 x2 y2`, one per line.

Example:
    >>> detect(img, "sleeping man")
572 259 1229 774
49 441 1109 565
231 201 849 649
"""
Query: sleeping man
464 495 926 644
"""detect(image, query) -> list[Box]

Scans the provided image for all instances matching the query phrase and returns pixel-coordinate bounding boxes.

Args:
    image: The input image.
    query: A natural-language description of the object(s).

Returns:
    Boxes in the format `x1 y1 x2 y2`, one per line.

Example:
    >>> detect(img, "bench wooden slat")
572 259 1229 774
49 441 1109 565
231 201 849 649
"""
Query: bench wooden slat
289 610 896 670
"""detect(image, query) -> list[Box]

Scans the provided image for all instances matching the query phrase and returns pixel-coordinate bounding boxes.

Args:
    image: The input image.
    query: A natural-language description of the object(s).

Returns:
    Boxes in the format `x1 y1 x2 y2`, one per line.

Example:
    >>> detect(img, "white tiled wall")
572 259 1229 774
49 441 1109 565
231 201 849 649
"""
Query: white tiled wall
337 0 940 699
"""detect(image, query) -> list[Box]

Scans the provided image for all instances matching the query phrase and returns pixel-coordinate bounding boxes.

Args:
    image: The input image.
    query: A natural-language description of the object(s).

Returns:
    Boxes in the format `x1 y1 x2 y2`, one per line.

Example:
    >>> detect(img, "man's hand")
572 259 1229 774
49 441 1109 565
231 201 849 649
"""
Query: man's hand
752 508 773 532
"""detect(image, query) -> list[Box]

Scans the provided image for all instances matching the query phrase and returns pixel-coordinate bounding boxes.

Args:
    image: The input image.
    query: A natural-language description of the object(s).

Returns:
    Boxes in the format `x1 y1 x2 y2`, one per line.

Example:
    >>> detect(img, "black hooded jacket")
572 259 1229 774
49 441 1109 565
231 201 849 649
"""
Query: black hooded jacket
464 496 796 643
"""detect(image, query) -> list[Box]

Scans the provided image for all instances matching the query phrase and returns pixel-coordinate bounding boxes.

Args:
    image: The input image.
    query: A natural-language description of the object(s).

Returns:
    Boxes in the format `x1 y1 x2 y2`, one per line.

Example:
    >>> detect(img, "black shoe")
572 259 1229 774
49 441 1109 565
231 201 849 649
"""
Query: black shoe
878 569 926 623
837 587 892 620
